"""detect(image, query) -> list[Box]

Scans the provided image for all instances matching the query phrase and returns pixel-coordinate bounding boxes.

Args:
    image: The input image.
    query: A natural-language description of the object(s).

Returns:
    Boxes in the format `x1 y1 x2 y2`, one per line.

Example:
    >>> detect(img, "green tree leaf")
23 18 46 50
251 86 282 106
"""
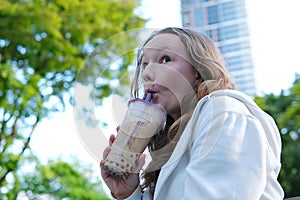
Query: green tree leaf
255 79 300 197
0 0 146 197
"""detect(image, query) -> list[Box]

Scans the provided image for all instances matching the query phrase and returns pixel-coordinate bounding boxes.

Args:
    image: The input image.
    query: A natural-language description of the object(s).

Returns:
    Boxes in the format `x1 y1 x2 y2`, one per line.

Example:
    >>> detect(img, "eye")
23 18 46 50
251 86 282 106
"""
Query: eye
160 56 171 64
140 57 148 69
141 62 148 69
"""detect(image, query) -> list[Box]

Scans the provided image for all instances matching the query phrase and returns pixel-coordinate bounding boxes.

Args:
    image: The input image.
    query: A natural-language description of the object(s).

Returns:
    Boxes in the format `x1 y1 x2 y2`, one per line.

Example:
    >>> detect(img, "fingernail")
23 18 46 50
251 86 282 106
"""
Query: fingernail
100 160 105 166
110 134 115 140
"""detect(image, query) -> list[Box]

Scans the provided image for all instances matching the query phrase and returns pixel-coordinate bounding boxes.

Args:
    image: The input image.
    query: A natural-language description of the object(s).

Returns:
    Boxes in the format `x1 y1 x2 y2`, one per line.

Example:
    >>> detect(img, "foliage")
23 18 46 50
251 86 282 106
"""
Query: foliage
2 155 110 199
255 79 300 197
0 0 146 194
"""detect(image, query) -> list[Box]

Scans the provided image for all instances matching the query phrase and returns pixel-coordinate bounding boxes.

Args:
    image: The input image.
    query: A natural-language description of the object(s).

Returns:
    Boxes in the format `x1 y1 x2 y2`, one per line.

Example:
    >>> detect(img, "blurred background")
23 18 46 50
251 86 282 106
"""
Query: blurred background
1 0 299 199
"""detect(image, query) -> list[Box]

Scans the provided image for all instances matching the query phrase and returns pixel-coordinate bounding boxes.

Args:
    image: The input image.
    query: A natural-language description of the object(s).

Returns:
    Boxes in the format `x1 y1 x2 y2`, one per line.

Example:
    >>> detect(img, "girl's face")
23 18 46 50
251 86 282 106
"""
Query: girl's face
141 33 196 120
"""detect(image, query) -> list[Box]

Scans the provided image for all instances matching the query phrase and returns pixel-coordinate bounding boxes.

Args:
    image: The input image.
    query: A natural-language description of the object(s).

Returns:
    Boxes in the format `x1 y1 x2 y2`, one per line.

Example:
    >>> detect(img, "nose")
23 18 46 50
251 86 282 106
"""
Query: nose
141 63 155 83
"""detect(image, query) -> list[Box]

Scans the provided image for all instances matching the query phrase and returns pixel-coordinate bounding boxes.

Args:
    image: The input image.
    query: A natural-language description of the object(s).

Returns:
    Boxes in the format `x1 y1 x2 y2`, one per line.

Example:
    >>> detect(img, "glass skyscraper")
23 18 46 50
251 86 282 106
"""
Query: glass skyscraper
181 0 256 96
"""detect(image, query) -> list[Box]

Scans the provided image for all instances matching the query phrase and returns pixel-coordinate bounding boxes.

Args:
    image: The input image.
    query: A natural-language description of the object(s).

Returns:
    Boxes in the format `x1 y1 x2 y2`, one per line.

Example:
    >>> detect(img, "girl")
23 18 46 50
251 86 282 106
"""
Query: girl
100 27 284 199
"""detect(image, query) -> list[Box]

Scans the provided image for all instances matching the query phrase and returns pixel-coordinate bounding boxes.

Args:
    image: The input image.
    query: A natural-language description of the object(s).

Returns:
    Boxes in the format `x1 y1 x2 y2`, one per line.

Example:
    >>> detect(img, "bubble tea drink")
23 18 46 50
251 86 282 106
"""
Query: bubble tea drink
104 93 166 180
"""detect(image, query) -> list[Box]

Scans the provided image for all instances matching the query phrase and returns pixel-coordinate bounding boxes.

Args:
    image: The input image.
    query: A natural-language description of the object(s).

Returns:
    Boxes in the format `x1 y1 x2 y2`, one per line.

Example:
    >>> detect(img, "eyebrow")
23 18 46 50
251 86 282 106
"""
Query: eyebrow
142 46 176 59
144 45 174 52
140 42 178 64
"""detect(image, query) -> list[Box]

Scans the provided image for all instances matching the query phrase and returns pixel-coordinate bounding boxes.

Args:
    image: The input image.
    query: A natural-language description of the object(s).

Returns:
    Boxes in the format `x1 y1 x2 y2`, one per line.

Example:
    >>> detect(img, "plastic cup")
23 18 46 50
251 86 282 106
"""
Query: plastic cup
103 96 166 179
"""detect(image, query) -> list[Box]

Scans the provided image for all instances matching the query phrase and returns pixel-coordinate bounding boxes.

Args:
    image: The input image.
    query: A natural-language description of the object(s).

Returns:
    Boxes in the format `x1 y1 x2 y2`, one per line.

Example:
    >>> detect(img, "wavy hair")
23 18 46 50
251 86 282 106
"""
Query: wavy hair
130 27 236 195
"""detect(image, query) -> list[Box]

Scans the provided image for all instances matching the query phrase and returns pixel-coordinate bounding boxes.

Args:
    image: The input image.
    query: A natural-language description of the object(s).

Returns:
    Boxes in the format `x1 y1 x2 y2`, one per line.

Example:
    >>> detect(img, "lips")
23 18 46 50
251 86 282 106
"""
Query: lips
145 83 157 93
145 88 157 102
146 89 157 94
144 87 167 114
144 83 163 104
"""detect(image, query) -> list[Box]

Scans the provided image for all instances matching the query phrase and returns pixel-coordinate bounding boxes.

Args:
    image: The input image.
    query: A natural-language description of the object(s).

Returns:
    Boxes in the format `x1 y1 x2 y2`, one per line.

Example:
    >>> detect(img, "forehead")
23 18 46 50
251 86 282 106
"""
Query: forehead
143 33 188 58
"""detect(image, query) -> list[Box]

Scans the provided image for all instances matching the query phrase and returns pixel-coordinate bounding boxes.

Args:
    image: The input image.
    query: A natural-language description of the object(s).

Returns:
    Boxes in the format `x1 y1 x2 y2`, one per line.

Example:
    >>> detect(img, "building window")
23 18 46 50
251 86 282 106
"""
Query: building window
225 54 252 71
219 43 241 53
218 25 240 41
182 11 191 26
181 0 195 4
188 0 195 4
207 5 219 25
219 42 250 53
203 30 210 37
220 1 237 22
194 7 203 27
208 29 218 41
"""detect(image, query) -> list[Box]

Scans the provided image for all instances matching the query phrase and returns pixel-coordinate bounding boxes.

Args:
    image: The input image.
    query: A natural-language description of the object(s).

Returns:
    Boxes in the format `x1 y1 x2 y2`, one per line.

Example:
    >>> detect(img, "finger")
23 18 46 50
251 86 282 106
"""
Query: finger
103 146 111 160
100 159 105 168
100 160 110 178
133 153 146 173
109 134 115 146
100 160 105 173
100 160 110 180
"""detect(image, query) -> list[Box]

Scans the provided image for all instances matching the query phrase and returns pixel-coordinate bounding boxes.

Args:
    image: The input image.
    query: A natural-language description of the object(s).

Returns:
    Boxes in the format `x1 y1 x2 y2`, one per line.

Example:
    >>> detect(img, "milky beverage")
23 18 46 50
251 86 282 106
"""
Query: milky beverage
104 93 166 180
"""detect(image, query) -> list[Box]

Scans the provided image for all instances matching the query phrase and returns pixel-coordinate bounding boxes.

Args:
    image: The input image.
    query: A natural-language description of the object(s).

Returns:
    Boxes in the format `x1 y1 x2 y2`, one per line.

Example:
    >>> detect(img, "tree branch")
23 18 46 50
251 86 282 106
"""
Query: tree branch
0 116 39 186
0 116 19 155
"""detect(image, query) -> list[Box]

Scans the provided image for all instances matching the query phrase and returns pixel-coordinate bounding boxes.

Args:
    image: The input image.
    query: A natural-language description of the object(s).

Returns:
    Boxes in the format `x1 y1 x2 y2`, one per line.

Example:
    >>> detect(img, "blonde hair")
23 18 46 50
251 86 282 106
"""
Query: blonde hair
131 27 236 194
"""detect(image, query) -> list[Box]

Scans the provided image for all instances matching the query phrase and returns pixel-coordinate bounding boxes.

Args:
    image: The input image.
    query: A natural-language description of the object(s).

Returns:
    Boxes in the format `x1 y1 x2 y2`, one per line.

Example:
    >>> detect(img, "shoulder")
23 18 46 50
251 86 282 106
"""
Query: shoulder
197 90 255 118
188 90 268 159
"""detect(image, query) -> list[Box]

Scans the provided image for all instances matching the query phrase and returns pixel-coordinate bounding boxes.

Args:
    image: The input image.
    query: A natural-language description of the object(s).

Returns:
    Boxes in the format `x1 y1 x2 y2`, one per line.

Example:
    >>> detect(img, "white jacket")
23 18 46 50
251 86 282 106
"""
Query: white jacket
118 90 284 200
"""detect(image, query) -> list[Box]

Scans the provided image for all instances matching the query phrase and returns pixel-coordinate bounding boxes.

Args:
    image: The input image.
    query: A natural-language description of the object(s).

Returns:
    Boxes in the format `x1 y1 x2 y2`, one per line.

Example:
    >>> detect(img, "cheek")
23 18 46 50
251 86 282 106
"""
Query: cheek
158 90 181 118
157 66 195 100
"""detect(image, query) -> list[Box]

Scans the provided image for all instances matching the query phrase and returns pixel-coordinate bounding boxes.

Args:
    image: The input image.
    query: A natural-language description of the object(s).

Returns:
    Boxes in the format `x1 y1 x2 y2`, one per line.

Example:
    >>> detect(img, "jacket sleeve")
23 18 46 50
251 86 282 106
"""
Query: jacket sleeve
182 98 269 199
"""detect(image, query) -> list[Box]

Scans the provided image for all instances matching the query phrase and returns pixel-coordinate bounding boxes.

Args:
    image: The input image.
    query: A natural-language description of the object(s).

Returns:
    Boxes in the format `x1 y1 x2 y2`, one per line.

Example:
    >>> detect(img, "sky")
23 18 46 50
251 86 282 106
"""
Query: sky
30 0 300 185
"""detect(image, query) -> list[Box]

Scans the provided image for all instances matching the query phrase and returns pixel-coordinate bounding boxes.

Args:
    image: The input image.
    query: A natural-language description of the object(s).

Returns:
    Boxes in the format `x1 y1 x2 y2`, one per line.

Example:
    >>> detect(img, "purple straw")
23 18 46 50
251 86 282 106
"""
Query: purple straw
145 93 152 102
